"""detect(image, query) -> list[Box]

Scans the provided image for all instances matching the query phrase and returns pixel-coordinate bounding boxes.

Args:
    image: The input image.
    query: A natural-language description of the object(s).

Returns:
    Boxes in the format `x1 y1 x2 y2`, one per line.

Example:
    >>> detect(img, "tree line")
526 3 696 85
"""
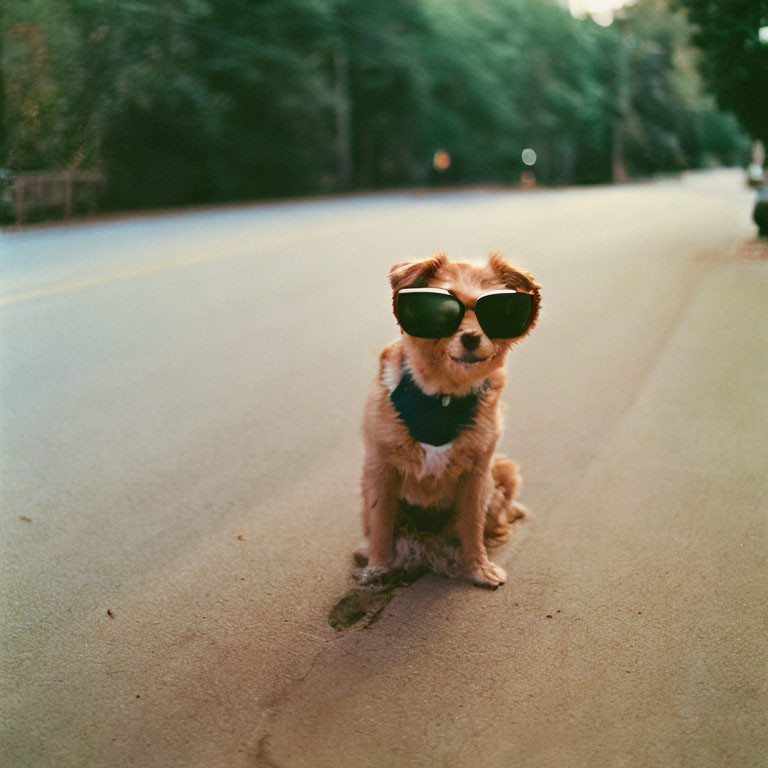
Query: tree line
1 0 750 213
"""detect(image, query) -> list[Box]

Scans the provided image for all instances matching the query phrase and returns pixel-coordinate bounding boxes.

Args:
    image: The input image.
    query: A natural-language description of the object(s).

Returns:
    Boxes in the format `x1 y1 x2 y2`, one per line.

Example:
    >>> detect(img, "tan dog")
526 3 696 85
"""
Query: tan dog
357 251 541 588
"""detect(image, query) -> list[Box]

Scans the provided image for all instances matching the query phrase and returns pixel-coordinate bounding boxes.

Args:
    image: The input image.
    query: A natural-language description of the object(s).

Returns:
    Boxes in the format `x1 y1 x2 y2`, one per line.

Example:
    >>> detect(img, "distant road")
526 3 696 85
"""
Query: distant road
2 170 766 767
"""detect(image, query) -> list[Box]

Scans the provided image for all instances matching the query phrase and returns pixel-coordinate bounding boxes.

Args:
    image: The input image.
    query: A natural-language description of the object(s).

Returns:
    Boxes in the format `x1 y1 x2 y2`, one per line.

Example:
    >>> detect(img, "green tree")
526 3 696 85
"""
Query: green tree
0 0 752 215
1 0 88 170
418 0 615 186
613 0 748 178
199 0 337 200
675 0 768 143
81 1 224 207
330 0 435 188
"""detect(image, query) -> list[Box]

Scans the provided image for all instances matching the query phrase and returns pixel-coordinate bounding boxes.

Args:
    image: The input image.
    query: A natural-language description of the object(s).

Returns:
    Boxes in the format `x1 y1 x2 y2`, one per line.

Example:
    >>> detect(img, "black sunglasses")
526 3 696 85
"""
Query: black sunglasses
395 287 534 339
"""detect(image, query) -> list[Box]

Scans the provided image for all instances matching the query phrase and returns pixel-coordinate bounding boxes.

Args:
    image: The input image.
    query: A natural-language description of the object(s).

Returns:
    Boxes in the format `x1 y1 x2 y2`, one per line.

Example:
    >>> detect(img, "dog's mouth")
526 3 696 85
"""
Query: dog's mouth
450 353 489 366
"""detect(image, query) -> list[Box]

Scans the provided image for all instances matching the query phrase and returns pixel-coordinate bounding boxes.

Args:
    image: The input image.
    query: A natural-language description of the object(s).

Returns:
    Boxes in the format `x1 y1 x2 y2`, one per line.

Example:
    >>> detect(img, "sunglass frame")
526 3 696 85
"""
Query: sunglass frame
395 287 534 339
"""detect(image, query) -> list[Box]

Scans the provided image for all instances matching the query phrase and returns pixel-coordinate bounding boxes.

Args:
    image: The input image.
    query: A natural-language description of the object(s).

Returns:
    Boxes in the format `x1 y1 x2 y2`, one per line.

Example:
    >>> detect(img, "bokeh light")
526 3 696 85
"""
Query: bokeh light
432 150 451 172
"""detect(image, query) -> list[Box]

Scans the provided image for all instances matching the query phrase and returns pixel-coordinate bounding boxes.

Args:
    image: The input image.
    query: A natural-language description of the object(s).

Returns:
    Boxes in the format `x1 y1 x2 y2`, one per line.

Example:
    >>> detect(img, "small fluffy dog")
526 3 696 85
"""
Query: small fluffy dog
357 251 541 588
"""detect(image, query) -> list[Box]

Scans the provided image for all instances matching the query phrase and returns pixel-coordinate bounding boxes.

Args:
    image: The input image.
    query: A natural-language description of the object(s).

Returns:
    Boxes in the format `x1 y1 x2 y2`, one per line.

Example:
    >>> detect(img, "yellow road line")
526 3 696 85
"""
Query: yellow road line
0 223 356 309
1 260 224 311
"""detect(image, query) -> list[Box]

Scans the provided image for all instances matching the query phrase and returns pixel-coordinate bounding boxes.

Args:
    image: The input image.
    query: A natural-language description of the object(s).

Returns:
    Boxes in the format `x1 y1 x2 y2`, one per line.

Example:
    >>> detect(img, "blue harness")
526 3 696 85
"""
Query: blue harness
389 369 488 446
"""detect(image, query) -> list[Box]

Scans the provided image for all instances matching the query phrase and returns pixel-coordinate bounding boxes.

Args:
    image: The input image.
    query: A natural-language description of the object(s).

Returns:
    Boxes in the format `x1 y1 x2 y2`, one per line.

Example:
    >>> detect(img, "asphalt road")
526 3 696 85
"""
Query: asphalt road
1 170 766 767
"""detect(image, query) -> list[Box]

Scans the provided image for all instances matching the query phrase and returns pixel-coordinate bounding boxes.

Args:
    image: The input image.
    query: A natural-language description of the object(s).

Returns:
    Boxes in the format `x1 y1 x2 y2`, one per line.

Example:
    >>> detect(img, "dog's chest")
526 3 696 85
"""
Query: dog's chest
387 367 482 447
415 442 453 480
401 441 460 509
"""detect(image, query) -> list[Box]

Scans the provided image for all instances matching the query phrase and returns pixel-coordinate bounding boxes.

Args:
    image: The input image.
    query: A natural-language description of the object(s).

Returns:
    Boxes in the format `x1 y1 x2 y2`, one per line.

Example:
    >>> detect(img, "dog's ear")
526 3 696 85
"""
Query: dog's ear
389 251 448 293
488 251 542 333
389 251 448 314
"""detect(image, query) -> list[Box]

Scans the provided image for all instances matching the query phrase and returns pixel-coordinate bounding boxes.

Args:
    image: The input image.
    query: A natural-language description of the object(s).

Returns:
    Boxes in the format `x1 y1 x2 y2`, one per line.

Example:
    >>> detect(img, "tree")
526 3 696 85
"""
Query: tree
611 0 748 178
0 0 752 215
674 0 768 142
198 0 337 199
1 0 88 170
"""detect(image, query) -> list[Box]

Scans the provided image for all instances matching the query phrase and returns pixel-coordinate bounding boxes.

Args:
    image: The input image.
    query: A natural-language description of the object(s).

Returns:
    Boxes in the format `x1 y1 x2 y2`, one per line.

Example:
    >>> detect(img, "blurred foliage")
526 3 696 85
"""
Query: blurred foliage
0 0 752 210
615 0 745 176
674 0 768 144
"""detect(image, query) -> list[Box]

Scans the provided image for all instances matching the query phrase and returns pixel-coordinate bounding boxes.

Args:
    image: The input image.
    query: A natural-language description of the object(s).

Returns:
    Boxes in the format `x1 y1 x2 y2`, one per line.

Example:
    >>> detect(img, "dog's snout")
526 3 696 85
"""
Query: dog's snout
461 332 481 351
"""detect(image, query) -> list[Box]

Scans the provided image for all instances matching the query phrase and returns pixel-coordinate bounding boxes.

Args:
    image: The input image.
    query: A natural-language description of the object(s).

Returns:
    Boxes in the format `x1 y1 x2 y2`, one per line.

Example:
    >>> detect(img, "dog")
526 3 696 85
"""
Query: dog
356 251 541 588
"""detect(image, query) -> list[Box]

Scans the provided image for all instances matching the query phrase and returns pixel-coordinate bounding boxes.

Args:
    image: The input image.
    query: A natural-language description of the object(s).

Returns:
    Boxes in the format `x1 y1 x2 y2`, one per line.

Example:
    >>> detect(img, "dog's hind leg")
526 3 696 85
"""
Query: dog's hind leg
484 455 524 546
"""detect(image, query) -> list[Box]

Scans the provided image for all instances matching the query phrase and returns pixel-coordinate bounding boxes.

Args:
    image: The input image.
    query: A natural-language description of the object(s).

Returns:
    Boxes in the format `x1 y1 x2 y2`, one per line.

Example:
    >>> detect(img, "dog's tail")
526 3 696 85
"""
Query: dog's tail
484 455 525 546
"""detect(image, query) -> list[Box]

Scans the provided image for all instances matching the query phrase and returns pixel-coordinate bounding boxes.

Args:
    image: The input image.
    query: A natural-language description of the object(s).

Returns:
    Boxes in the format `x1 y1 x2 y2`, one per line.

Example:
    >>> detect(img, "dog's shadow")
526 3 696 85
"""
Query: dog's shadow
328 562 426 631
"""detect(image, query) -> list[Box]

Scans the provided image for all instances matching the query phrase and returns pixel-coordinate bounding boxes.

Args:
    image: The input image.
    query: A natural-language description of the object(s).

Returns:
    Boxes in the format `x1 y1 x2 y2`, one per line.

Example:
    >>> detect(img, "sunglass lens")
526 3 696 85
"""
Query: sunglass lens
475 292 533 338
396 291 464 338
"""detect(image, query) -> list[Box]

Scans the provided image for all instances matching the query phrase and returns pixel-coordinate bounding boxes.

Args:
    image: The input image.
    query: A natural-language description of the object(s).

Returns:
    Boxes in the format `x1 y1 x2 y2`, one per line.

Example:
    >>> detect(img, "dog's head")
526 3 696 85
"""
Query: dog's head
389 251 541 393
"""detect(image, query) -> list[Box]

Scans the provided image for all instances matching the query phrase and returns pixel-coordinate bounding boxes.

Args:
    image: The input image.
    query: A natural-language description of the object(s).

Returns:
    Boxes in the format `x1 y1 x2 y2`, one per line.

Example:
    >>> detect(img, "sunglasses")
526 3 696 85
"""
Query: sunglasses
395 287 534 339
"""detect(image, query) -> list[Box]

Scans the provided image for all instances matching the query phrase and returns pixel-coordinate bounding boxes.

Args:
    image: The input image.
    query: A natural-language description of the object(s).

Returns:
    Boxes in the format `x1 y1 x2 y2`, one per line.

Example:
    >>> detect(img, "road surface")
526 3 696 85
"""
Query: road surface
1 170 766 767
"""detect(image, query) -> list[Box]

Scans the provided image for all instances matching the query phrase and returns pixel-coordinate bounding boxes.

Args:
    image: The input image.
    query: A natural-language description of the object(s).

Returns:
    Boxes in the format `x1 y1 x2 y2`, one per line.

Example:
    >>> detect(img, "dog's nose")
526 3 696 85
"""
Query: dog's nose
461 332 481 351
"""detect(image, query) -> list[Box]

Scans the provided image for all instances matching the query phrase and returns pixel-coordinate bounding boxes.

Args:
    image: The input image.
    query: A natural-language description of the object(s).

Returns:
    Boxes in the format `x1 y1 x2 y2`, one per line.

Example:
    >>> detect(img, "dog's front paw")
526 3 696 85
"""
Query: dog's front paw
465 559 507 589
353 565 391 588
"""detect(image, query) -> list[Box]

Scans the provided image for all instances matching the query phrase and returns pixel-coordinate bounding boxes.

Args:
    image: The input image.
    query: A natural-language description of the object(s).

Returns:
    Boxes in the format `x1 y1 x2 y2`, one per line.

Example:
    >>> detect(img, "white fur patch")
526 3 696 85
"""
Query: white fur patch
415 442 452 479
381 359 402 393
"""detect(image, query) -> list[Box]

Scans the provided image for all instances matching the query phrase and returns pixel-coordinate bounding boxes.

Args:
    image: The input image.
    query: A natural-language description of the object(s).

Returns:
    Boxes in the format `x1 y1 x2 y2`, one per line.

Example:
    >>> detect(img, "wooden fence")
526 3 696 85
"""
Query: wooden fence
2 170 105 226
